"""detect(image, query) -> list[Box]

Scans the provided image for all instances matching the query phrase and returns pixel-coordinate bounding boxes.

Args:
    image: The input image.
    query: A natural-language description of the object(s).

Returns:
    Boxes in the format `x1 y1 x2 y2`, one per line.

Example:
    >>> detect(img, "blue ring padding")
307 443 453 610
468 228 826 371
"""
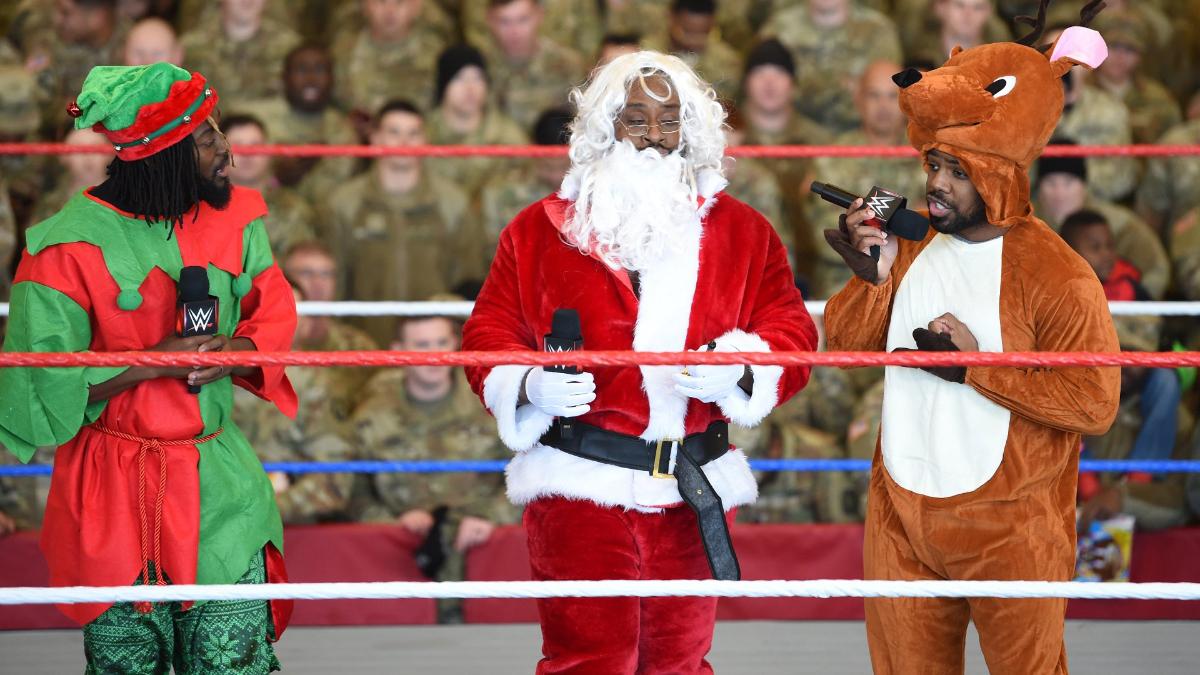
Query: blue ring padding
2 459 1198 476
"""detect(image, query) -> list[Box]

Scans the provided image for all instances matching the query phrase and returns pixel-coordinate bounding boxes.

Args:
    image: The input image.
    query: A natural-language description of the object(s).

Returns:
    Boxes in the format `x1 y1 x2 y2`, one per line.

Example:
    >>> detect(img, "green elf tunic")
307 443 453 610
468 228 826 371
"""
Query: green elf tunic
0 185 298 631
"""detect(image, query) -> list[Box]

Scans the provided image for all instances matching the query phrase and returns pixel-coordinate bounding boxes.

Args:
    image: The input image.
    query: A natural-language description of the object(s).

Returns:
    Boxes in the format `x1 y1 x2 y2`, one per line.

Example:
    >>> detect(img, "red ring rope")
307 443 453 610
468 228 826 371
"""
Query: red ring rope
0 143 1197 158
0 350 1196 368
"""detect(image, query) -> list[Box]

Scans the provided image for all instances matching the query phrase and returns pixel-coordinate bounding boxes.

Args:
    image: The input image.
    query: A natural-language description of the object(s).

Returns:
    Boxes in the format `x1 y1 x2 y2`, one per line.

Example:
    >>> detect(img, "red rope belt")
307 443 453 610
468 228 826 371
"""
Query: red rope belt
92 425 222 609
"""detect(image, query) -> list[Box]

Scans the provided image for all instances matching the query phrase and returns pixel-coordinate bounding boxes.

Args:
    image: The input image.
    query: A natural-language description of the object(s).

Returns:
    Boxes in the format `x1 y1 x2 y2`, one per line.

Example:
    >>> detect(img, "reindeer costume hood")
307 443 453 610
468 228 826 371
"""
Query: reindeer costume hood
895 2 1108 227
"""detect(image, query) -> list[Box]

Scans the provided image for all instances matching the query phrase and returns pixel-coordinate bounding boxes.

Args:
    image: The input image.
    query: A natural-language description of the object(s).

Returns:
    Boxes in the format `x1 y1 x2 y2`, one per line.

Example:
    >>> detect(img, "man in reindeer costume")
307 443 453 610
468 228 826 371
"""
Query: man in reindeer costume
463 51 816 673
824 2 1120 673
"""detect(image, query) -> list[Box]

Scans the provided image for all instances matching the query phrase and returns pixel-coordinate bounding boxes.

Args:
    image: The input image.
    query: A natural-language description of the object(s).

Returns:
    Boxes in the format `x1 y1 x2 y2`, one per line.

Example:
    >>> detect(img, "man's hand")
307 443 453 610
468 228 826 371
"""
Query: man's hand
268 472 291 494
398 509 435 537
1079 484 1124 532
0 511 16 537
822 198 899 285
147 334 213 380
454 516 496 552
522 368 596 417
928 313 978 352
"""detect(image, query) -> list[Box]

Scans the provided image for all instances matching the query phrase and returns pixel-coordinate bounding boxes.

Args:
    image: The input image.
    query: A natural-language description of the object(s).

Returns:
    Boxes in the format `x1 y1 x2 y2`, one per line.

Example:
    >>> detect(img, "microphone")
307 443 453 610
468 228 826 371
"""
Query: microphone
810 182 930 260
176 266 219 395
543 309 582 376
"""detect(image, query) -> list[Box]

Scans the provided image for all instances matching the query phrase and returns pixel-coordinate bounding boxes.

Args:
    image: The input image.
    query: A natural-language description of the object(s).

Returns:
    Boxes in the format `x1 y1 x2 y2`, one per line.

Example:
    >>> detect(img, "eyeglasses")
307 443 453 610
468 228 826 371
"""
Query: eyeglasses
617 117 682 136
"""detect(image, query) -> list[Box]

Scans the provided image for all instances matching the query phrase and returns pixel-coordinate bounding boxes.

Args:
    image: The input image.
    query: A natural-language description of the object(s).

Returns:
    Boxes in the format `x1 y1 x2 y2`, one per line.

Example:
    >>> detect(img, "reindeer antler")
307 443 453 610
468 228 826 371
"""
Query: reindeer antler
1015 0 1052 47
1079 0 1106 26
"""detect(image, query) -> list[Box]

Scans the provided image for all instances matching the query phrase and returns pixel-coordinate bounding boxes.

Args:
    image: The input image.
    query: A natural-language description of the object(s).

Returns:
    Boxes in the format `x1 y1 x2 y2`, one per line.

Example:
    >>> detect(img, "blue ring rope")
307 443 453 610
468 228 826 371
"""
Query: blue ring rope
2 459 1198 476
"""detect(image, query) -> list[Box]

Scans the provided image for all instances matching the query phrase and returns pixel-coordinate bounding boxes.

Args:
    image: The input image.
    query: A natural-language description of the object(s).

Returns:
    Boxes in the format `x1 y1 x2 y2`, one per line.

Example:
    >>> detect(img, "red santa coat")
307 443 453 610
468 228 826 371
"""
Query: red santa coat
463 171 818 511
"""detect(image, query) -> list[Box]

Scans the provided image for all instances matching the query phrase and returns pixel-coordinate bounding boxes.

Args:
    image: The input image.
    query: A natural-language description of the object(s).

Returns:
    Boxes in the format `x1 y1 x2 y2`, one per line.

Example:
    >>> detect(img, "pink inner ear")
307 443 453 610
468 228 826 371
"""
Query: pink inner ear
1050 25 1108 69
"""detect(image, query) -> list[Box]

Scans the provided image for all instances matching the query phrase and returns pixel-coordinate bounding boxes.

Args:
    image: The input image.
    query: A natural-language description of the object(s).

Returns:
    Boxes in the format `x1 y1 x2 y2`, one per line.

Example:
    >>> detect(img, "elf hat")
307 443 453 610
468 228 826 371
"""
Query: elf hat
69 63 218 161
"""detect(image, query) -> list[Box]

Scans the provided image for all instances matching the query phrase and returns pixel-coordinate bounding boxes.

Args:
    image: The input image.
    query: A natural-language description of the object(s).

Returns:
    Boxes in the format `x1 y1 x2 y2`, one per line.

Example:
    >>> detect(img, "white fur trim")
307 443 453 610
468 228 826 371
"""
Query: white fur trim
506 444 757 512
711 329 783 427
633 212 701 441
482 365 556 452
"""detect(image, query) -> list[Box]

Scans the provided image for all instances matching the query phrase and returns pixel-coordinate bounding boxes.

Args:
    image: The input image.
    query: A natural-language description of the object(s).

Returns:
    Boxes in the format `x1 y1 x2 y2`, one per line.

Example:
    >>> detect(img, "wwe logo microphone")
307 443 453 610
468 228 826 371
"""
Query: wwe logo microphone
544 309 582 375
176 266 218 395
810 182 930 260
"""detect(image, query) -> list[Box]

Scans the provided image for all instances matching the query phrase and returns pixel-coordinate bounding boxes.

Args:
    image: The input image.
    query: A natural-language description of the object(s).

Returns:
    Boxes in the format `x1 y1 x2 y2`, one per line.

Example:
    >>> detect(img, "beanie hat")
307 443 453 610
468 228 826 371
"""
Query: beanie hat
744 39 795 80
532 106 573 145
435 45 488 105
70 62 218 161
1036 139 1087 184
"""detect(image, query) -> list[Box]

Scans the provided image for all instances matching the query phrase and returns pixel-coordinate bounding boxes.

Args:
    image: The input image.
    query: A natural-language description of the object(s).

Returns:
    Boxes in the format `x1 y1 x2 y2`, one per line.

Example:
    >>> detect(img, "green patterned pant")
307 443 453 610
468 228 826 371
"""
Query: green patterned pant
82 552 281 674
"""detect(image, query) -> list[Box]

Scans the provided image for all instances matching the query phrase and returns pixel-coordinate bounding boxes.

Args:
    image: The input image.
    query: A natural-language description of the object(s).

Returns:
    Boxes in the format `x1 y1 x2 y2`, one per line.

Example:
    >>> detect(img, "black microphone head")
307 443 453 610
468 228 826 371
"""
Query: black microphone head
178 266 210 302
889 208 930 241
550 308 582 341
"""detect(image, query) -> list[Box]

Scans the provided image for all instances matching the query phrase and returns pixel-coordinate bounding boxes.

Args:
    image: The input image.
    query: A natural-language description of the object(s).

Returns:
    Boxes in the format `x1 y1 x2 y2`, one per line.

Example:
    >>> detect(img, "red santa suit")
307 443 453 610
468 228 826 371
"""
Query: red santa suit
463 168 817 674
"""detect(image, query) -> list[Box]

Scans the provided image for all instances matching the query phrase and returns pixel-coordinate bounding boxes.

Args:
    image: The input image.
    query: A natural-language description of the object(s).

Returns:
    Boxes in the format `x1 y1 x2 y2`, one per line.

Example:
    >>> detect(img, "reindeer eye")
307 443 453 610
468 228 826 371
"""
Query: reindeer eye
986 75 1017 98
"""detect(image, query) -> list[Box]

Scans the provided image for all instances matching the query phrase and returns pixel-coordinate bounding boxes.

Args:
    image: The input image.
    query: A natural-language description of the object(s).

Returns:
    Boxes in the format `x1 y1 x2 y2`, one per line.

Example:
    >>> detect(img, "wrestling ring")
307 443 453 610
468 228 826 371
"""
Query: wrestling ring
1 142 1199 672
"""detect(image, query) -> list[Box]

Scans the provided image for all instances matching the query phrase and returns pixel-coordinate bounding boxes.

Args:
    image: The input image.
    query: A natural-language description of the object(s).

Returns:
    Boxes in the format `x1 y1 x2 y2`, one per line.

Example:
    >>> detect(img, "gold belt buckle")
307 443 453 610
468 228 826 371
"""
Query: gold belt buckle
652 438 681 479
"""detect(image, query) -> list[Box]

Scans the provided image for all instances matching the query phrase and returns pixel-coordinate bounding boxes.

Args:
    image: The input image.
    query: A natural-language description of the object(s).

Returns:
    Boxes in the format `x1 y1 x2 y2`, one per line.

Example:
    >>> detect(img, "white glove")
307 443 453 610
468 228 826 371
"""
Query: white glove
672 359 747 404
523 368 596 417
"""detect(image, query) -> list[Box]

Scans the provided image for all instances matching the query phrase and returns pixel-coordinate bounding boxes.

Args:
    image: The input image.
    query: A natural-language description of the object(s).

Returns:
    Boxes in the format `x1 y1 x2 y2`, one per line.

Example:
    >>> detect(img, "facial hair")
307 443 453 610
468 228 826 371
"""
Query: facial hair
197 173 233 209
561 140 698 271
929 192 987 235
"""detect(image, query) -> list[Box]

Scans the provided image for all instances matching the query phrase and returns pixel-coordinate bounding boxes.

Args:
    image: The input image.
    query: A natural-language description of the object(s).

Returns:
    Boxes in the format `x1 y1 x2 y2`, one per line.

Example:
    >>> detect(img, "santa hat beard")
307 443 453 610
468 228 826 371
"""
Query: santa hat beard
562 140 699 272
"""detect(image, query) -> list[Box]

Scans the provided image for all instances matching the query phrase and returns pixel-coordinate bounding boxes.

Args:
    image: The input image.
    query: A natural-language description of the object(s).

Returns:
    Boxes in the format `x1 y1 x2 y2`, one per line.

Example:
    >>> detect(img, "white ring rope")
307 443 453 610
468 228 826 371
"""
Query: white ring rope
1 301 1198 318
2 580 1199 605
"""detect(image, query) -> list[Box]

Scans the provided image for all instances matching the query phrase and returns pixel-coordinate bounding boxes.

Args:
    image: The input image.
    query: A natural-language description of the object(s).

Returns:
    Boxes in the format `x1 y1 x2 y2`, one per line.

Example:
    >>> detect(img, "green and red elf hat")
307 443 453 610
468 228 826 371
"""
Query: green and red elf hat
68 62 218 161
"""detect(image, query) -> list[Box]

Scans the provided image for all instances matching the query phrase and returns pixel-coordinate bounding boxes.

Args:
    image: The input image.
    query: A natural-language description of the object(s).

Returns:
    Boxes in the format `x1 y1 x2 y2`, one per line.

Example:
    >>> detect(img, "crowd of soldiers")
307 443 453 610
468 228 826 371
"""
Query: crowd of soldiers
2 0 1200 599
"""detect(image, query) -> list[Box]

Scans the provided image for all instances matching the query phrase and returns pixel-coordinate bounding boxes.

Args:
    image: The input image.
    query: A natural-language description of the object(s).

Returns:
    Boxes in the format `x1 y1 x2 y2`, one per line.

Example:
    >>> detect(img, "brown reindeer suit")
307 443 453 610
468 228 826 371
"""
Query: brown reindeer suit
825 4 1121 673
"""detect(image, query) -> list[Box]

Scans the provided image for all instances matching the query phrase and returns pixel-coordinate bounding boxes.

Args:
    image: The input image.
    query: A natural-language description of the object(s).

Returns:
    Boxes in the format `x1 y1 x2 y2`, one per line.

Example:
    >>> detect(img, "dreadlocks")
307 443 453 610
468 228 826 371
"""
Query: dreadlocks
92 134 229 233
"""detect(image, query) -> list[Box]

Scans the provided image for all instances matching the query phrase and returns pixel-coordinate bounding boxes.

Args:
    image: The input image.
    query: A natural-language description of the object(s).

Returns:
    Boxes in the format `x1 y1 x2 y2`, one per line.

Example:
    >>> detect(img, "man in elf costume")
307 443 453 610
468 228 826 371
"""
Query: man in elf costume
0 63 297 673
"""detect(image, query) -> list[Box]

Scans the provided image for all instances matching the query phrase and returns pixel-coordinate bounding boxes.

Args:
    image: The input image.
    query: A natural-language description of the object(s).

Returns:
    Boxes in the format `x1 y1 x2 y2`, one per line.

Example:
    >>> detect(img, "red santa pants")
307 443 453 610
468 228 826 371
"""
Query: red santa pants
524 496 728 675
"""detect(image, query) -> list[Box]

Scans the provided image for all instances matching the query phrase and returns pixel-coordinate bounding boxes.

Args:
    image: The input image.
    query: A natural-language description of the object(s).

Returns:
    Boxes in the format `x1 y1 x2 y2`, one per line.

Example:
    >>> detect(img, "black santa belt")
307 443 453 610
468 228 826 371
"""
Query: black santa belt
538 419 741 581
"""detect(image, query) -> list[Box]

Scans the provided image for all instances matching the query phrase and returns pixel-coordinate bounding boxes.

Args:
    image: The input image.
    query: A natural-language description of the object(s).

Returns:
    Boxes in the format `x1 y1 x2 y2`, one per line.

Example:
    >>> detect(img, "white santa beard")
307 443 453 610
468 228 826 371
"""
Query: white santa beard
563 141 699 272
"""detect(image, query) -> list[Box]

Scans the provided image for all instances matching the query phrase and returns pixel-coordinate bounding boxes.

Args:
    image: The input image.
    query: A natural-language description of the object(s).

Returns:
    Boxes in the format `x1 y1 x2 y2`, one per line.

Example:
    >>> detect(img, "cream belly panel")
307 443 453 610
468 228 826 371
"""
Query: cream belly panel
882 233 1010 498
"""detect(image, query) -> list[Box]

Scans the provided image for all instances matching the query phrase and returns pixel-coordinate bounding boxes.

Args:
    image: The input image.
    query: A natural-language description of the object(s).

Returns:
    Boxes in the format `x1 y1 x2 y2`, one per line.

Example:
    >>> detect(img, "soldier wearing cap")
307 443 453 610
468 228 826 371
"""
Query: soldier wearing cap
352 297 516 622
425 44 528 204
641 0 744 103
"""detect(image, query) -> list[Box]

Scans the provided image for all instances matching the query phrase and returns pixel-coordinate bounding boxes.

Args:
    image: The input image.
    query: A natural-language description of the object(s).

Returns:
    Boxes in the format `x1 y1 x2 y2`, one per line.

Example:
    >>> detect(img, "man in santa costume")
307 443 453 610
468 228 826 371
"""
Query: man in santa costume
462 51 817 674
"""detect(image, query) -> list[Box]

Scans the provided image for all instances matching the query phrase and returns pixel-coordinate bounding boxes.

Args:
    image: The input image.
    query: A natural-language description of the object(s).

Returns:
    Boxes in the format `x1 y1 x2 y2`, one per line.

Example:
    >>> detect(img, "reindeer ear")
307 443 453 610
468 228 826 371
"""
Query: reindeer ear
1047 25 1107 76
950 45 964 57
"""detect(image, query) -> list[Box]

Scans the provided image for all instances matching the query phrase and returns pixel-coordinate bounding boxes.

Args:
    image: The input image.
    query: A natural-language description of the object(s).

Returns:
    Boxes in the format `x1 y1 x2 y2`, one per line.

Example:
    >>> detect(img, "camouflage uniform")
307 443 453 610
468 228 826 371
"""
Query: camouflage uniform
478 169 558 268
723 156 790 257
232 364 358 525
329 0 458 54
462 0 604 59
260 186 318 260
310 319 381 394
640 31 744 103
1056 85 1140 203
480 37 586 133
0 63 44 282
803 128 929 299
332 28 446 115
1090 13 1183 145
424 107 528 202
352 368 516 613
27 25 128 137
757 4 903 135
1037 196 1172 300
838 378 887 521
895 0 1013 67
0 445 52 531
180 17 301 113
0 178 14 301
742 115 835 281
1085 396 1195 531
734 366 864 524
233 97 362 202
1170 207 1200 301
1135 118 1200 239
28 182 77 229
323 169 479 345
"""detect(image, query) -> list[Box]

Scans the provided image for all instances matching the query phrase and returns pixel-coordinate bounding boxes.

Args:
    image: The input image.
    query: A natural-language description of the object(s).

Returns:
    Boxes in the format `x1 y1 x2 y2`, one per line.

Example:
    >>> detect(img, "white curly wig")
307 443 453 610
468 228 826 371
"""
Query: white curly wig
558 51 727 270
565 51 727 186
